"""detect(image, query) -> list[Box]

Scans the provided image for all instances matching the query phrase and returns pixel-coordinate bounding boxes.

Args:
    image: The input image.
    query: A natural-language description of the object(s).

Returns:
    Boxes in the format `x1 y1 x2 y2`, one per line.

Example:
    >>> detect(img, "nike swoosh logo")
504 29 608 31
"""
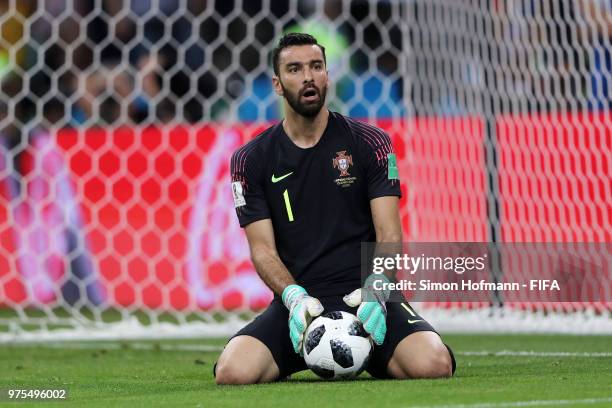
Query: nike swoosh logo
271 172 293 183
407 319 424 324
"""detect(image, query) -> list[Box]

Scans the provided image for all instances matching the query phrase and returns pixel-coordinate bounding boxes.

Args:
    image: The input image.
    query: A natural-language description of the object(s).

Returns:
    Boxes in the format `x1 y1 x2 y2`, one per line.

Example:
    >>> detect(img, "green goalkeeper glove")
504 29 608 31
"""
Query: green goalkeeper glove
343 274 390 346
282 284 324 354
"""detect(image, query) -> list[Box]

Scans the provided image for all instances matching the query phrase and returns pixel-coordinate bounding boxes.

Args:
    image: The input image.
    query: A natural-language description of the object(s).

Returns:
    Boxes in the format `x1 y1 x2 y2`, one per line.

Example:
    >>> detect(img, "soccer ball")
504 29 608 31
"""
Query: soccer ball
303 311 372 379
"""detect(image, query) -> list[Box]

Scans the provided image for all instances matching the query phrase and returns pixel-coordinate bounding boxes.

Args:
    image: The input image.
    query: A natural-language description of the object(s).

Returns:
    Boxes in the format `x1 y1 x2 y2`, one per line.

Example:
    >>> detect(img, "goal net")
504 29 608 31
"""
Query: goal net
0 0 609 342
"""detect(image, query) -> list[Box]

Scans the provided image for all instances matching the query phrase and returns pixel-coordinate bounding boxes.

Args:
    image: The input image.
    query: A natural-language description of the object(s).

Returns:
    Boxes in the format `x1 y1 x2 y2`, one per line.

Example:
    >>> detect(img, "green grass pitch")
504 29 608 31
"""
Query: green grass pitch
1 334 611 407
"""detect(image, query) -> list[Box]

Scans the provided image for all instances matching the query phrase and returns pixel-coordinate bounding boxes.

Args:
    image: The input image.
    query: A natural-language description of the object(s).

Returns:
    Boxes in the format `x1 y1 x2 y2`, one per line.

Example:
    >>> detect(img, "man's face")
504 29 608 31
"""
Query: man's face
273 45 328 118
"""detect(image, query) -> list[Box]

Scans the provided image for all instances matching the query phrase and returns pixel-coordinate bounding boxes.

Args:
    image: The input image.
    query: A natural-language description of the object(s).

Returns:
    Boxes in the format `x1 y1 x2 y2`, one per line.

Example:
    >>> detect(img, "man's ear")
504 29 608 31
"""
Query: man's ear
272 75 284 96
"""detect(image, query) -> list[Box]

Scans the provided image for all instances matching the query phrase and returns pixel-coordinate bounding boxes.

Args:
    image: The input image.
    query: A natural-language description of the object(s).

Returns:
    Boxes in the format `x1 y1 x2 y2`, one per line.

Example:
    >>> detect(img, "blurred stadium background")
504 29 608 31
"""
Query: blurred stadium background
0 0 609 342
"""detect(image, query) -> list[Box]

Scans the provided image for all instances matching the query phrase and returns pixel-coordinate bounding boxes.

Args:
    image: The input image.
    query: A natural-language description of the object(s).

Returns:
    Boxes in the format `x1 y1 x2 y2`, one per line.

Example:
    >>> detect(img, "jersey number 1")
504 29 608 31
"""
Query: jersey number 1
283 189 294 222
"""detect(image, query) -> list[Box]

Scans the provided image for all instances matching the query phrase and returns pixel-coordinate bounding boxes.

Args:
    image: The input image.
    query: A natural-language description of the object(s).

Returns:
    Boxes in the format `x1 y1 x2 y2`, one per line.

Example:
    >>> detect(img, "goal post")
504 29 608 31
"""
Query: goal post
0 0 610 342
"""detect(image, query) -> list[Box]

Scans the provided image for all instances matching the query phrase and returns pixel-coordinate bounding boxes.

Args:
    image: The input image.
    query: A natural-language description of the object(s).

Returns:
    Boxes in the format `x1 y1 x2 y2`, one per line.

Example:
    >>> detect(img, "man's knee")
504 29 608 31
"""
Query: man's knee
388 332 454 379
215 360 261 385
408 346 453 379
214 335 279 385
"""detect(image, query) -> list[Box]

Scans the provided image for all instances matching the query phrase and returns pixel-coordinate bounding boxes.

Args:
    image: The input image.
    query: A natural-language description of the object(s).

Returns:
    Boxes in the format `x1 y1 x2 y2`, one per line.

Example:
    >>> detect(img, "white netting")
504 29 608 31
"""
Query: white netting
0 0 610 342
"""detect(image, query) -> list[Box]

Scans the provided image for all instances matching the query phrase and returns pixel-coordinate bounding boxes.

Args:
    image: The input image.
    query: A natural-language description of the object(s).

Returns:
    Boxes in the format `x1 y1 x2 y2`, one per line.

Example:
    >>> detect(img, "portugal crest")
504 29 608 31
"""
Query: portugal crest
333 151 353 177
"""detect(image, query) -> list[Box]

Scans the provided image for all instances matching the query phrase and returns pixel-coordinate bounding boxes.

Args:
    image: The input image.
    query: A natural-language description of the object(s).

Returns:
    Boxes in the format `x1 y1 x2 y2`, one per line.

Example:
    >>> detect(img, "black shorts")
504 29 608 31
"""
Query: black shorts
218 296 456 379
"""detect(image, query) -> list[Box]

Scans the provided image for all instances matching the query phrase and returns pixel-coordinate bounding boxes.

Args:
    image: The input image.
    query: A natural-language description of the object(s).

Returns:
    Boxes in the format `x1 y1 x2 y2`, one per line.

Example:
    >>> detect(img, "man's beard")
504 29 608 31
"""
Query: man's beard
281 81 327 118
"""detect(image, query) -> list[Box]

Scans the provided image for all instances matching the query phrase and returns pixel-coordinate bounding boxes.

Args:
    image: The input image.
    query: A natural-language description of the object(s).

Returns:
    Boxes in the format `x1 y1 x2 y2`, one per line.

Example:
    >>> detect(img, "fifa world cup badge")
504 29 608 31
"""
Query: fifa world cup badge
231 181 246 207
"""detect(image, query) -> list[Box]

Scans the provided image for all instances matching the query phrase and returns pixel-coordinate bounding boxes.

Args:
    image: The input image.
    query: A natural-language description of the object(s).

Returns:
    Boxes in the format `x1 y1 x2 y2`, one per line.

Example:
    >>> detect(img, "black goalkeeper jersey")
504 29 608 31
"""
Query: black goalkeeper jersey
230 111 401 298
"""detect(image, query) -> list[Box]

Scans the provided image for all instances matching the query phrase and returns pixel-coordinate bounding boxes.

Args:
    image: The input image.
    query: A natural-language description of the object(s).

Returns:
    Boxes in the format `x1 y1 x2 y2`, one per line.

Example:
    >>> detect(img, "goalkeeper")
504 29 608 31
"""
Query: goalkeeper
215 33 455 384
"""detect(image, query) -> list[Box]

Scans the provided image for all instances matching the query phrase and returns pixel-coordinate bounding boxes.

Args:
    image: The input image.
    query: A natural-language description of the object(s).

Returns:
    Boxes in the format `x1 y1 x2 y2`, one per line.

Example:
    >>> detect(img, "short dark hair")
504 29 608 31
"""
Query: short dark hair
271 33 326 76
